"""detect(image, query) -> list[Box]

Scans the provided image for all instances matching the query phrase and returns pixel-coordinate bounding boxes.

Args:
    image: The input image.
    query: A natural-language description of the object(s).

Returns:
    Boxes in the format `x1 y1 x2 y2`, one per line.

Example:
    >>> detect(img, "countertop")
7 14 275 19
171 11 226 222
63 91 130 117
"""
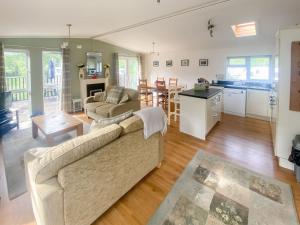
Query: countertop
179 88 222 99
210 83 271 91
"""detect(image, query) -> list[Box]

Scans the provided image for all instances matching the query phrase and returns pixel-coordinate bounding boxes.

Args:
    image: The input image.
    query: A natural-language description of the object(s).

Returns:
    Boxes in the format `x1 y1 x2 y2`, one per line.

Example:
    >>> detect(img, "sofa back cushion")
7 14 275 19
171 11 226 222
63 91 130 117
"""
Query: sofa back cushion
124 88 138 101
106 86 124 104
31 124 122 183
119 115 144 135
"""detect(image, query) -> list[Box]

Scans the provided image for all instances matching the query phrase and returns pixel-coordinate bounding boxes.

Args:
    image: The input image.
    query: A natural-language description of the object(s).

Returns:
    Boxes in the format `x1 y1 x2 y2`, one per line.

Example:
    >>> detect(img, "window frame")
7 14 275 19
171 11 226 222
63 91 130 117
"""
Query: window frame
226 55 272 82
118 55 140 90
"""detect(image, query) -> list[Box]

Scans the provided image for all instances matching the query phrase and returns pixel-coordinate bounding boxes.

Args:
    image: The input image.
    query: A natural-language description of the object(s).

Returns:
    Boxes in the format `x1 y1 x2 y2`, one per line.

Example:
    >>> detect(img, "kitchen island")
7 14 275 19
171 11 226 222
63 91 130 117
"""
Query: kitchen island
179 88 223 140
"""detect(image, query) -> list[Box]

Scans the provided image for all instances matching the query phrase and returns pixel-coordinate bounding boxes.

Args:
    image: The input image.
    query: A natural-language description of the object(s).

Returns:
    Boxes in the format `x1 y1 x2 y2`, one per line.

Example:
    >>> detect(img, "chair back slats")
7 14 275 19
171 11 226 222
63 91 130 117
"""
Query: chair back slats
169 78 178 87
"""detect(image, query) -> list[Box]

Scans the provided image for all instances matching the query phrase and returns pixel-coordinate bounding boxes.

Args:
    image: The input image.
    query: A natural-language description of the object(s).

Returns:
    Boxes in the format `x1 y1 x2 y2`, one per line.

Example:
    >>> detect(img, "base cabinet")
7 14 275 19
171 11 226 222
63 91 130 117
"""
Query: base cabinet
180 93 222 140
246 89 270 119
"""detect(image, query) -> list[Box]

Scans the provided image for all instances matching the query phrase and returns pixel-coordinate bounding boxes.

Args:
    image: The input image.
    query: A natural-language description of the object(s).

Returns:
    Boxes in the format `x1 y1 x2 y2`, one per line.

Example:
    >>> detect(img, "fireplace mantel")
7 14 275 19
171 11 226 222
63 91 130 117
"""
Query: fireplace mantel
80 78 106 102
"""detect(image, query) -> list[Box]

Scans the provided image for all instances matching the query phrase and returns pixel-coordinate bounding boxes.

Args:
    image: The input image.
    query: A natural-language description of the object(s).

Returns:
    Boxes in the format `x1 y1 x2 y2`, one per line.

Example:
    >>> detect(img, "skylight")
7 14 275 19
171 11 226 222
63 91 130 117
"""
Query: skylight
231 22 256 38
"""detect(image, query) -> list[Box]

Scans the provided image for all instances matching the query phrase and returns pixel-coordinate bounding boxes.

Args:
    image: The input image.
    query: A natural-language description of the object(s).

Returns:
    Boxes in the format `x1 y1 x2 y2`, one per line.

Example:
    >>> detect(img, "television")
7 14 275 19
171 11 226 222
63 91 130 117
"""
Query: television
0 91 12 110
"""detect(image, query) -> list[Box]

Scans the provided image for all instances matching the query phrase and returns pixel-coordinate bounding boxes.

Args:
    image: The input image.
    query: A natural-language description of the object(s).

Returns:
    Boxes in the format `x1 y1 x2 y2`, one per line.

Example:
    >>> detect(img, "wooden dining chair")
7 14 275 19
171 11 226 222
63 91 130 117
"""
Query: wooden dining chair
138 79 153 106
169 78 178 87
157 77 165 81
168 86 182 125
156 80 168 108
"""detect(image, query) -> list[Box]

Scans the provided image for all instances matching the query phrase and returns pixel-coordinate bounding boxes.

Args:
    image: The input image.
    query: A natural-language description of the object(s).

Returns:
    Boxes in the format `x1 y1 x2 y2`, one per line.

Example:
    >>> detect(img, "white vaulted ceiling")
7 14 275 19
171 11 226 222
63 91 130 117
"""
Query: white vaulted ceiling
0 0 300 53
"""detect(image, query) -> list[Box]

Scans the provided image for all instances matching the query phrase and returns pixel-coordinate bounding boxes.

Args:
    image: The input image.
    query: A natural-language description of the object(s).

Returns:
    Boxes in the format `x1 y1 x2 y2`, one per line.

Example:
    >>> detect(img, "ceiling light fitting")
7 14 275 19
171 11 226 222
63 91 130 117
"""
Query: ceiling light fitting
151 42 159 56
61 24 72 49
208 19 215 38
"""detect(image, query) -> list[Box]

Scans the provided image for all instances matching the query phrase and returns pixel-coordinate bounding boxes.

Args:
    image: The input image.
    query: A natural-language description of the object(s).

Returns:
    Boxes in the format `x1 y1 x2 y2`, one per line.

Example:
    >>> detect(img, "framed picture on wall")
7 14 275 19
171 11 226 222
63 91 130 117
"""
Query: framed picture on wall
199 59 209 66
166 60 173 67
181 59 189 66
153 61 159 67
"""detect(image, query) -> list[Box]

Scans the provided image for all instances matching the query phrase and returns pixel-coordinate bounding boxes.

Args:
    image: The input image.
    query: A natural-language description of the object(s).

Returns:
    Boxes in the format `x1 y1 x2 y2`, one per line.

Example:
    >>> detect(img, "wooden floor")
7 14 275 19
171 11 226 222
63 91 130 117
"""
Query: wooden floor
0 113 299 225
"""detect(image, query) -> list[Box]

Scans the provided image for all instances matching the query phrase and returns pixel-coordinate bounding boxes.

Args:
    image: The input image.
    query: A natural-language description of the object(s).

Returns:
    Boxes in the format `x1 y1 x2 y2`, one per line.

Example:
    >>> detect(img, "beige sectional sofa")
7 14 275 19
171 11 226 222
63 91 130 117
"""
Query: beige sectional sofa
24 115 163 225
84 86 140 120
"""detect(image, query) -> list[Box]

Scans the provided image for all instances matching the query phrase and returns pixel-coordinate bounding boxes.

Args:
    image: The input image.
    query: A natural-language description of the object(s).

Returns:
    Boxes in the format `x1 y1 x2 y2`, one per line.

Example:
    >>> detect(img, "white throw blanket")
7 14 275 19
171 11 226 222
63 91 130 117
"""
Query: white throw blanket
134 107 168 139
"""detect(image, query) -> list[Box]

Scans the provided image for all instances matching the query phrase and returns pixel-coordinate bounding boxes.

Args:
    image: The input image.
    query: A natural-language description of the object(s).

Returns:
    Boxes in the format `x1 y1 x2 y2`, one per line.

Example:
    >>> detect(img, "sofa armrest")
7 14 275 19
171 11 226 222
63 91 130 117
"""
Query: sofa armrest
109 100 140 117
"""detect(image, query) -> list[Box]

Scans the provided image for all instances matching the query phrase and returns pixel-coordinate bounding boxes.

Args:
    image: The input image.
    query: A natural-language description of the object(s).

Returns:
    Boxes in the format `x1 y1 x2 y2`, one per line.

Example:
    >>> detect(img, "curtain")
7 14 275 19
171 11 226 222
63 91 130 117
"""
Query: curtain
137 55 143 79
61 48 72 113
0 41 6 92
113 53 119 86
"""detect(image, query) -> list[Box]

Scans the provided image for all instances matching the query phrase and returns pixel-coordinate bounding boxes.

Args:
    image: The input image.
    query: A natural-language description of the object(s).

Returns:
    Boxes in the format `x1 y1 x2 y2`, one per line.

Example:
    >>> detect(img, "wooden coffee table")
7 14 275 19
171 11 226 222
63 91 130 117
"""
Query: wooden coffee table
32 113 83 145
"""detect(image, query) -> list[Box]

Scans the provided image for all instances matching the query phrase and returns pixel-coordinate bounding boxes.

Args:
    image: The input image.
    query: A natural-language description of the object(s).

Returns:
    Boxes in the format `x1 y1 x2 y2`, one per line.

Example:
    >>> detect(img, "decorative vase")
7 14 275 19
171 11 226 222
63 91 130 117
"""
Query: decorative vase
105 68 110 78
105 68 110 87
79 68 85 79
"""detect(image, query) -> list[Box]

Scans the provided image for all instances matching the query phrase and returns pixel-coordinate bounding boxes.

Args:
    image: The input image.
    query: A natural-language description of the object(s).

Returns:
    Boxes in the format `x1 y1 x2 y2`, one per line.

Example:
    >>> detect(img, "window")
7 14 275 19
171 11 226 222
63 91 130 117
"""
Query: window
4 49 31 122
118 56 140 89
42 51 63 114
274 56 279 81
226 56 271 81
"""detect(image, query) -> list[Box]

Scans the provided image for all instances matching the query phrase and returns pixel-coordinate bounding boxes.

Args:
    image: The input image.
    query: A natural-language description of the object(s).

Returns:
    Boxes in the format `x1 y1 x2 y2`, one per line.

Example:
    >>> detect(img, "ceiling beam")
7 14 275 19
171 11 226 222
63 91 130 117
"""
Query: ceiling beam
90 0 234 39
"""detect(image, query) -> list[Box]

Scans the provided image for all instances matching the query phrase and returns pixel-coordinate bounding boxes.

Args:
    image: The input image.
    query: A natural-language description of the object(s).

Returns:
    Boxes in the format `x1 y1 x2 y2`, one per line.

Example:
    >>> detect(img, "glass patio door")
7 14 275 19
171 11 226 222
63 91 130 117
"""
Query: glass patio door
118 56 139 89
4 49 31 124
42 51 63 114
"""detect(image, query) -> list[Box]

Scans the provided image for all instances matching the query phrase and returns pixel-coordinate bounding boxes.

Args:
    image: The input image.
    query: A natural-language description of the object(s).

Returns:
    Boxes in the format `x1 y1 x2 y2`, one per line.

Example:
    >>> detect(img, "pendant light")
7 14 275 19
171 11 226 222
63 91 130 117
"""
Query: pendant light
151 42 159 56
61 24 72 49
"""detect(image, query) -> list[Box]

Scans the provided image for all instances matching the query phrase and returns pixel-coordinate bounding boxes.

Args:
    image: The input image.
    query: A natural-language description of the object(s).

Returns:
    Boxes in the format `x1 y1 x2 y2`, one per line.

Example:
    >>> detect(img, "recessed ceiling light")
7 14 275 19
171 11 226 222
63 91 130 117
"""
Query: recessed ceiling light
231 22 256 38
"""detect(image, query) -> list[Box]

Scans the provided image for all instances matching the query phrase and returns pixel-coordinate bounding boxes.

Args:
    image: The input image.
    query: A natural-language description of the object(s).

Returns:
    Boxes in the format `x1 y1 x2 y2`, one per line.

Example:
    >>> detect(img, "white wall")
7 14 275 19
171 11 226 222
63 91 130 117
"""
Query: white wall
144 45 275 88
275 26 300 170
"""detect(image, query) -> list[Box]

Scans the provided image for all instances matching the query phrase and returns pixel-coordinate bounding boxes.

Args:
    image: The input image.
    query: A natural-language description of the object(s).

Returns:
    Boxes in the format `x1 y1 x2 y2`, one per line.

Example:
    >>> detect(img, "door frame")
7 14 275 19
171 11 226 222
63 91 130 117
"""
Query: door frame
4 48 32 117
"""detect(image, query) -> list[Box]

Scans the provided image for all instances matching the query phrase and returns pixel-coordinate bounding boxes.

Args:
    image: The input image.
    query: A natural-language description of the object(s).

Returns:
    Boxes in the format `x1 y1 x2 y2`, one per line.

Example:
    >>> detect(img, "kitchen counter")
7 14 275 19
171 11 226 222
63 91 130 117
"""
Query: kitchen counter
211 83 271 91
179 88 223 99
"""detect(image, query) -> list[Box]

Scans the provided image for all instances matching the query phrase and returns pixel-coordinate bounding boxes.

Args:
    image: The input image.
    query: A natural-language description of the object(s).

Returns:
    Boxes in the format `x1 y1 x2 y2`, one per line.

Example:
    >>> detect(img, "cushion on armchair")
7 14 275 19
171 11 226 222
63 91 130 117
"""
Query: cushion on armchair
119 93 130 103
94 92 106 102
105 86 124 104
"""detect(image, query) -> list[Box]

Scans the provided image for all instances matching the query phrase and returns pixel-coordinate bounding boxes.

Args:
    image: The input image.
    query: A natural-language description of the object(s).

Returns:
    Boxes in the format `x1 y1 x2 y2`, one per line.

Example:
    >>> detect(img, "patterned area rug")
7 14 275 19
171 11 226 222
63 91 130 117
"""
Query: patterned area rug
1 121 90 200
148 151 299 225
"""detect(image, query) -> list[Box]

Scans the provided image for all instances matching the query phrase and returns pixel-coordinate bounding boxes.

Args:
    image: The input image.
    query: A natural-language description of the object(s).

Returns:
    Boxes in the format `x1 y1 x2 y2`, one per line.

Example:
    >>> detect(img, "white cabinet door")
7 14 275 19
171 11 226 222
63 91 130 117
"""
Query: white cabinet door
223 88 246 117
246 89 270 118
206 93 222 135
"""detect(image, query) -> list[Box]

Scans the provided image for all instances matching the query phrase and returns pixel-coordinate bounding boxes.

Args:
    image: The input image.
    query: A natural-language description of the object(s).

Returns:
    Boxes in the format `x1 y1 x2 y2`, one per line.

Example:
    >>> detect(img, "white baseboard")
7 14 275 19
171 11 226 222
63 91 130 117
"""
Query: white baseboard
278 158 294 170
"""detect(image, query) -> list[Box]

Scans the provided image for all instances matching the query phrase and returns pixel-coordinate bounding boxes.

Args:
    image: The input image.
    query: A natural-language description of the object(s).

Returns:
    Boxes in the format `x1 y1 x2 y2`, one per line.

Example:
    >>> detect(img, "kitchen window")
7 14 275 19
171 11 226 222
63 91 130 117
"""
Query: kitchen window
226 56 271 81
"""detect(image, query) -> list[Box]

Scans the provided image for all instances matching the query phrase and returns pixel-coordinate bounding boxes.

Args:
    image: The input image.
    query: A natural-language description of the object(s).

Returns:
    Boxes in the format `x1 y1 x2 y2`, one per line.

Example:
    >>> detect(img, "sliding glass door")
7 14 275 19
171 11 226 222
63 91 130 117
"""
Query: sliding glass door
118 56 139 89
42 51 63 114
4 49 31 124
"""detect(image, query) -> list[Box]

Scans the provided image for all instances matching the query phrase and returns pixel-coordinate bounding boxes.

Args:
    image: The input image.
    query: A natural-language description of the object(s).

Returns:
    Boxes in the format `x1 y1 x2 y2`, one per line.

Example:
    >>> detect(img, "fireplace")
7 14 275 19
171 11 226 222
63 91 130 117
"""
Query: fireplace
86 83 105 97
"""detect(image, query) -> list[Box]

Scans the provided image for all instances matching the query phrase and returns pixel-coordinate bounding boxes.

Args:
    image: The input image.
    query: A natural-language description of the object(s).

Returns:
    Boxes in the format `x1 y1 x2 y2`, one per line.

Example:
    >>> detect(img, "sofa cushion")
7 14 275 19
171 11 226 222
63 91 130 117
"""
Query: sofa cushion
119 115 144 135
90 110 133 131
119 93 130 104
31 124 122 184
85 102 106 113
106 86 124 104
95 103 115 117
94 92 106 102
123 88 139 101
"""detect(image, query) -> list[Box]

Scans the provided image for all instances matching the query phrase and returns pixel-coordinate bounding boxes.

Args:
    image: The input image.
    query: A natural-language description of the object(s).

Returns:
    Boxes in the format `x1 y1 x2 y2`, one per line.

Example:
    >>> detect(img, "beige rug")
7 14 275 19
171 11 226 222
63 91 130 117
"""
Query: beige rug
148 151 299 225
1 122 90 200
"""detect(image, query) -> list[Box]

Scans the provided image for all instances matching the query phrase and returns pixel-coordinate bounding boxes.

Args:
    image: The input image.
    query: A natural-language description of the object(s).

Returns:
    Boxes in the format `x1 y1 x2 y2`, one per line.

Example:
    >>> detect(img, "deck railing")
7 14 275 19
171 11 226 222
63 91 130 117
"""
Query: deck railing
5 76 61 101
